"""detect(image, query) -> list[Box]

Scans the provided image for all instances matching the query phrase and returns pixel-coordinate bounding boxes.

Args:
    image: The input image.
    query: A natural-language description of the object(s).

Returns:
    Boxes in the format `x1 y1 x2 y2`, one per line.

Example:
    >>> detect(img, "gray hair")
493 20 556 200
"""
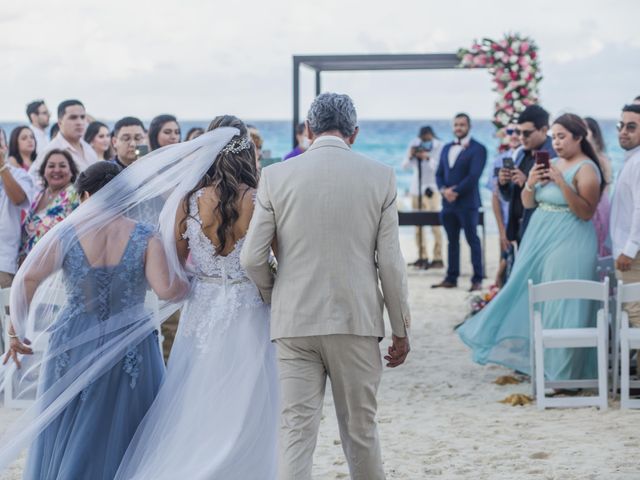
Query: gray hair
306 93 358 137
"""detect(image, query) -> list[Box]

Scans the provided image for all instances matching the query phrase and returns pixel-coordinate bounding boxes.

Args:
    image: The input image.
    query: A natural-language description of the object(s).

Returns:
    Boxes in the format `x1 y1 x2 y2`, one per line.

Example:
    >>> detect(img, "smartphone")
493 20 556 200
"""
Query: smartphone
493 167 501 177
534 151 550 170
503 157 515 169
135 144 149 158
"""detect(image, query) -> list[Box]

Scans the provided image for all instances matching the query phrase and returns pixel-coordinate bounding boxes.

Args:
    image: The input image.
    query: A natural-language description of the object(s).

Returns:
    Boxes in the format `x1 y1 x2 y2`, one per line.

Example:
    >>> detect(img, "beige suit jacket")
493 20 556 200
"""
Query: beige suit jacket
240 135 411 340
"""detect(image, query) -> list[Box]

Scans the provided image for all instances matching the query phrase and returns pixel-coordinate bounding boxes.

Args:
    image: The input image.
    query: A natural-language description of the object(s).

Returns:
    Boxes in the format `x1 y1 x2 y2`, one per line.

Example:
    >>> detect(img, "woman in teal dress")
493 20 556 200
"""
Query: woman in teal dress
458 114 606 381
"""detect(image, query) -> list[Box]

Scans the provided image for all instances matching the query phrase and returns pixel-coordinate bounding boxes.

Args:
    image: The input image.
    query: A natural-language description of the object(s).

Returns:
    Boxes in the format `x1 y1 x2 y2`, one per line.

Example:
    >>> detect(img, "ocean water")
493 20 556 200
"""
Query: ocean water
1 119 624 232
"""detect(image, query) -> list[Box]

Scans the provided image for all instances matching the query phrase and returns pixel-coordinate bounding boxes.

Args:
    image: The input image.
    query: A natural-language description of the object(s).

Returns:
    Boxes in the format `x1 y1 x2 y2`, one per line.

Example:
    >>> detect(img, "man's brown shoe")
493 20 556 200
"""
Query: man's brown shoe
469 283 482 292
431 280 457 289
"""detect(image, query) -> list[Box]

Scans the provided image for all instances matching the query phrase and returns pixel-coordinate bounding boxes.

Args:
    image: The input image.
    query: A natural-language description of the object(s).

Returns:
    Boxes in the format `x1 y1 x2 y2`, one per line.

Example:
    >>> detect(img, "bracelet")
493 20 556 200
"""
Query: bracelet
8 333 19 339
524 182 534 193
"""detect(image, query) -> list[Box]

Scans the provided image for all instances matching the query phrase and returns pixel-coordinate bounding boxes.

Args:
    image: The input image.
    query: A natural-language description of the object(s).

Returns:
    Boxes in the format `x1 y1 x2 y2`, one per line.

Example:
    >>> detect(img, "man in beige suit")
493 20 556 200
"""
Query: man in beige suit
241 93 411 480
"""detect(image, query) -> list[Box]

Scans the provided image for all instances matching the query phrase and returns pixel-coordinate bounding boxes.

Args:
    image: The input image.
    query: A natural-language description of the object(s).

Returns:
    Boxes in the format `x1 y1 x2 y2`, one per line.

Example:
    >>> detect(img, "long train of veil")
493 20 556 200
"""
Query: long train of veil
0 127 239 471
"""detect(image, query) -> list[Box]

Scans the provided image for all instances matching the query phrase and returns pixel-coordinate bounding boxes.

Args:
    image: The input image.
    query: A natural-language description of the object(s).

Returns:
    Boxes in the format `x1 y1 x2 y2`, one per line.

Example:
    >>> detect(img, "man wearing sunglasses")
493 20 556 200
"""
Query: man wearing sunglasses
612 104 640 333
497 104 555 245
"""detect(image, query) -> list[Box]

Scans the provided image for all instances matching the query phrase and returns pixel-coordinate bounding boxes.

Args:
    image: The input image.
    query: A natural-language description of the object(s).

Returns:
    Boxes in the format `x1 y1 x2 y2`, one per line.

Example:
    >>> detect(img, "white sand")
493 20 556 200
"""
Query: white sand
1 231 638 480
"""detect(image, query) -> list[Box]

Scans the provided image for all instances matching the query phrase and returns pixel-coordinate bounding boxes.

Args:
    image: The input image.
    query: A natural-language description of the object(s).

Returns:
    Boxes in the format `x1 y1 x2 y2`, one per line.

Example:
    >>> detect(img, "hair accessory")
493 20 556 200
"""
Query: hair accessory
221 136 252 155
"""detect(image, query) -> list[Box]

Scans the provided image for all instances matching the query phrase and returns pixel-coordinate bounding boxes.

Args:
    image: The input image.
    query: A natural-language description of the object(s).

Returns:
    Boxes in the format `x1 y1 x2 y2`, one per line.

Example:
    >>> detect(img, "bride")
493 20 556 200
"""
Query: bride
115 115 278 479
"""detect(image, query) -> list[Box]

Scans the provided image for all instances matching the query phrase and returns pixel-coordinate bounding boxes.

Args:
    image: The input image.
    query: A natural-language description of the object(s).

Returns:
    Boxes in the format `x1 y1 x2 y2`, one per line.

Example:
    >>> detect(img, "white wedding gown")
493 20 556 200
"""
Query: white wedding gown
115 189 278 479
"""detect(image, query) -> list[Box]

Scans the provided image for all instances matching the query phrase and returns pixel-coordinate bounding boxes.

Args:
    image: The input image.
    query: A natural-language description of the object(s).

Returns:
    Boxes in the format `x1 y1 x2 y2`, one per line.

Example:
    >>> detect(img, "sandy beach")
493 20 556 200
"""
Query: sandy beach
1 231 638 480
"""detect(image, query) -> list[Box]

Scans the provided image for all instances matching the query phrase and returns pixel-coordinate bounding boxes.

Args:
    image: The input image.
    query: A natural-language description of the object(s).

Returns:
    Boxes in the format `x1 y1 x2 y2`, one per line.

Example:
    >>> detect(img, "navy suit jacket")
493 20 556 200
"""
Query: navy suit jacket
436 138 487 211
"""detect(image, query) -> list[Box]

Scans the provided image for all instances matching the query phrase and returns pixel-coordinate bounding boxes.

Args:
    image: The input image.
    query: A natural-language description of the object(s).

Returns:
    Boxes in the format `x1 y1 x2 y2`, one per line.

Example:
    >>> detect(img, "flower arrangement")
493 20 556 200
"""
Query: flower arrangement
457 33 543 131
468 285 500 317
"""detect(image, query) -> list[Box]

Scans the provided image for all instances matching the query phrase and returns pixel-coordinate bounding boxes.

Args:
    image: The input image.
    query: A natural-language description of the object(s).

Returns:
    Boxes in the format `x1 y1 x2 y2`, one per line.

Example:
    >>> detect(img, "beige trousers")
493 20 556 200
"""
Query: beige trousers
275 335 385 480
412 193 442 261
617 254 640 328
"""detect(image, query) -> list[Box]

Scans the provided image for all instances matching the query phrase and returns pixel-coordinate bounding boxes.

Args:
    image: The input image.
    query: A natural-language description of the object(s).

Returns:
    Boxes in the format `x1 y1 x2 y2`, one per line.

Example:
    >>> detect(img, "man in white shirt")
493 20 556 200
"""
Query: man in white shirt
402 126 444 269
0 150 35 289
611 104 640 328
29 99 97 181
26 100 51 154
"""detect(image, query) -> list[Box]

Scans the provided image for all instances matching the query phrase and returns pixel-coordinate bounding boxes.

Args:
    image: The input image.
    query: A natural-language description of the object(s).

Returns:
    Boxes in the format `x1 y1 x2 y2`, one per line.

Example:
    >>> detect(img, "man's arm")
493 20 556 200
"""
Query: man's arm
453 144 487 195
240 171 276 303
376 170 410 338
435 146 446 190
622 165 640 261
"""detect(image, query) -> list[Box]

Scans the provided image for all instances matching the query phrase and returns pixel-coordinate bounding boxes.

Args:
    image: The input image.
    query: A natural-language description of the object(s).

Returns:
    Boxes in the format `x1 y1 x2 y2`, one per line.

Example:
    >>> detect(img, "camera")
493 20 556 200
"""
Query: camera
424 187 434 198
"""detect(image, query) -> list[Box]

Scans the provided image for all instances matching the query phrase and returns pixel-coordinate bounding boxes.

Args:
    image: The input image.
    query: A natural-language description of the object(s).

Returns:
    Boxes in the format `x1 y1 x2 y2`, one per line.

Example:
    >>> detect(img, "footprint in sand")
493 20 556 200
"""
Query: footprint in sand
529 452 550 460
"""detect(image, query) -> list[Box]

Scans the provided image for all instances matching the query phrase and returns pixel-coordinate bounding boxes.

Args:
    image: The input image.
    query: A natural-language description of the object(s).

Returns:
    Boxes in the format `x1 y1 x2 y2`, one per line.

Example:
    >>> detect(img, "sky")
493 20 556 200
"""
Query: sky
1 0 638 121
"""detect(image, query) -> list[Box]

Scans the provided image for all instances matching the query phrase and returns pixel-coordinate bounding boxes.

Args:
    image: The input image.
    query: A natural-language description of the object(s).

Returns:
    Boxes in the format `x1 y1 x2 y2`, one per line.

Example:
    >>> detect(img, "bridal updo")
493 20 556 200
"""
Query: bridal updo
181 115 258 255
75 161 121 196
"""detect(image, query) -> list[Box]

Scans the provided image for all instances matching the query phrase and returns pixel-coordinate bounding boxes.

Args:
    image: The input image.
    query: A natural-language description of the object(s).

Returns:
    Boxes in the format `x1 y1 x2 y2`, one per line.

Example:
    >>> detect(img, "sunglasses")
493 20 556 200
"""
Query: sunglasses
617 121 638 133
505 128 516 135
515 128 536 138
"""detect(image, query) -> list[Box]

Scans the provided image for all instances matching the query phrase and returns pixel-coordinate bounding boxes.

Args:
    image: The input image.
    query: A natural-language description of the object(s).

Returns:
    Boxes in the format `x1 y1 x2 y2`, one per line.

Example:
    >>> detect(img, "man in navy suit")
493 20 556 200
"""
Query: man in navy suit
433 113 487 292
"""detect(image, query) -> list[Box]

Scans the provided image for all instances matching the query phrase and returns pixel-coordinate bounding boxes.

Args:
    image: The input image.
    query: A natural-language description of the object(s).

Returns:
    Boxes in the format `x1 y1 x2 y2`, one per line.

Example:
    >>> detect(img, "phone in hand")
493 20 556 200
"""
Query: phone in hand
503 157 515 169
135 144 149 159
534 151 550 170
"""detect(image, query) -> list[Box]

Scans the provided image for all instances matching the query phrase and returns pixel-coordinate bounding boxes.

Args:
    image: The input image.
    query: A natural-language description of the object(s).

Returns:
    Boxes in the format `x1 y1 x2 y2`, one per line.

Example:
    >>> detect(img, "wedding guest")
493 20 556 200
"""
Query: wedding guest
402 125 444 269
611 104 640 332
458 113 604 381
19 149 80 261
49 123 59 140
29 99 97 180
5 161 185 480
85 121 114 161
0 148 34 288
498 105 555 245
0 128 7 156
7 126 37 171
490 122 521 287
149 114 181 151
185 126 204 141
248 124 264 170
585 116 612 257
26 100 51 154
284 122 309 160
110 117 147 169
433 113 487 291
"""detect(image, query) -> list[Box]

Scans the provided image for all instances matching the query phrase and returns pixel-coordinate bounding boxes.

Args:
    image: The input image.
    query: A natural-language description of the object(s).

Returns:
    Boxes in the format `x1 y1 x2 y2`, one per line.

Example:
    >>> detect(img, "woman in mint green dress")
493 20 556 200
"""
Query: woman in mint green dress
458 114 606 381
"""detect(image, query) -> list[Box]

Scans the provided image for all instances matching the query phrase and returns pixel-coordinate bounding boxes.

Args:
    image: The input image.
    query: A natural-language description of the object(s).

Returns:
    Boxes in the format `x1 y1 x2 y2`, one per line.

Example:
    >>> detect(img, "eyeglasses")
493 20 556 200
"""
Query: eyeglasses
617 121 638 133
505 128 516 135
515 128 536 138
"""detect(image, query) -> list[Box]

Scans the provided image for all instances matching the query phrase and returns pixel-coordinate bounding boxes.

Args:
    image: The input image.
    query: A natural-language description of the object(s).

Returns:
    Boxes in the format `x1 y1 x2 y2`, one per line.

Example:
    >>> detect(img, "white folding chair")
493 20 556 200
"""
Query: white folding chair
595 256 619 400
528 278 609 410
616 280 640 409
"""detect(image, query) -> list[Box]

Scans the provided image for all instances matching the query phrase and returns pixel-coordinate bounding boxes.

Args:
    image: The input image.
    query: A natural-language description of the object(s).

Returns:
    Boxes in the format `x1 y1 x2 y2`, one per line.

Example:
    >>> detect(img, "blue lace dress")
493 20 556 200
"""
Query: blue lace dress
23 223 165 480
458 160 600 380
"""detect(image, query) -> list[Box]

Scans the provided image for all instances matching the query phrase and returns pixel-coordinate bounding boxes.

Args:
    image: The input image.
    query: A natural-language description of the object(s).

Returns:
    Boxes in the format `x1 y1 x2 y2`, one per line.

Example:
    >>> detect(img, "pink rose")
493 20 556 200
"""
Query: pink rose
463 53 473 64
510 71 518 81
520 41 530 53
520 87 529 97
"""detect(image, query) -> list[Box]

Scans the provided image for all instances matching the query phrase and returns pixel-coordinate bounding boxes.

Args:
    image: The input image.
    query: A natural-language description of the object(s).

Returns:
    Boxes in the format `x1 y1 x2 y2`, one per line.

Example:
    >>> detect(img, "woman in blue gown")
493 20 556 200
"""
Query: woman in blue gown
4 162 188 479
457 114 606 381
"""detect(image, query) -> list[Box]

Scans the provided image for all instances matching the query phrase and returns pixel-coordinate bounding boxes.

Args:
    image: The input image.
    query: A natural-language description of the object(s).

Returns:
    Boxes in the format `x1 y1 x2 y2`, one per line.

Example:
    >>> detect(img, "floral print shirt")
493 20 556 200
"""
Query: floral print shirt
19 184 80 260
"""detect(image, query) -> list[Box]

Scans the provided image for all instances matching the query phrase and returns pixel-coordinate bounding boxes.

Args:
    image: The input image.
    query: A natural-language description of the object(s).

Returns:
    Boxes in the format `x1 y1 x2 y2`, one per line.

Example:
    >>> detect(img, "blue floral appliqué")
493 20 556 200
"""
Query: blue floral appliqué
123 347 143 389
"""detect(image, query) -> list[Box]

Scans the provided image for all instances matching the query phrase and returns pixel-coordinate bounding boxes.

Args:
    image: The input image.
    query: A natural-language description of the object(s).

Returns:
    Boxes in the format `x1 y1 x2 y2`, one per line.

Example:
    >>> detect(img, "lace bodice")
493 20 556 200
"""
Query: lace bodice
182 189 248 281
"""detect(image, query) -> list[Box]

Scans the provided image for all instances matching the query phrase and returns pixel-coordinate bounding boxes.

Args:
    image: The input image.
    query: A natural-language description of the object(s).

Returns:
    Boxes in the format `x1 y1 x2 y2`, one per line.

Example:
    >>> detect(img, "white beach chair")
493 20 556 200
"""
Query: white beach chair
0 287 10 355
528 278 609 410
616 280 640 409
595 256 620 400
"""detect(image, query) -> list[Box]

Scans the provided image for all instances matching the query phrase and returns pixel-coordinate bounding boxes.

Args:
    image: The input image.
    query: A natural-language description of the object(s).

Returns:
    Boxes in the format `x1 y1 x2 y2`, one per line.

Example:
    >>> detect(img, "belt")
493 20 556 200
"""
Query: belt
538 202 570 213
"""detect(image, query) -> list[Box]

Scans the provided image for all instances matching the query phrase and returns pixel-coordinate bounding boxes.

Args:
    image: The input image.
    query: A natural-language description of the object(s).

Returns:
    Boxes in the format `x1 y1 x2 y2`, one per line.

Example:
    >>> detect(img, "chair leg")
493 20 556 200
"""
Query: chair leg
621 332 629 409
597 317 608 410
612 323 619 402
534 318 546 410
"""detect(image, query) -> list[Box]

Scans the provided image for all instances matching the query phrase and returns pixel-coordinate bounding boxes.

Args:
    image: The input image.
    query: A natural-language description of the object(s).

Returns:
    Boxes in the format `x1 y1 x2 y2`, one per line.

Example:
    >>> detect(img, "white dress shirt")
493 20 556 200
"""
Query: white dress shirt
29 125 49 154
611 145 640 259
0 166 35 274
401 138 443 195
29 133 98 180
448 134 471 168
